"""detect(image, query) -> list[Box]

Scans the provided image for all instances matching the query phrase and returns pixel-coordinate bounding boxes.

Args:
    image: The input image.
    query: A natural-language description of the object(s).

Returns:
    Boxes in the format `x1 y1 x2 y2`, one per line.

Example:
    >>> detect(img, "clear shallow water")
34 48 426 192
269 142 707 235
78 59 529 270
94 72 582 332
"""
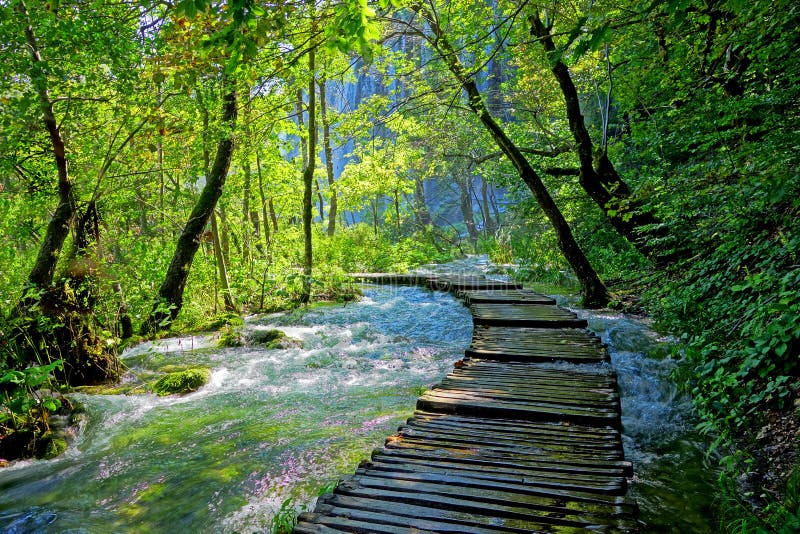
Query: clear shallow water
0 258 717 532
0 285 472 532
568 304 719 532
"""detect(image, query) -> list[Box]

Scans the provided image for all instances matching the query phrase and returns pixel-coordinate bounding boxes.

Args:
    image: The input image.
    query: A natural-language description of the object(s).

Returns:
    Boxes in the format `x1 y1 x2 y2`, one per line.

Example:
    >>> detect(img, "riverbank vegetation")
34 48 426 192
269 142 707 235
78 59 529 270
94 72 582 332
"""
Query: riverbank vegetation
1 0 797 529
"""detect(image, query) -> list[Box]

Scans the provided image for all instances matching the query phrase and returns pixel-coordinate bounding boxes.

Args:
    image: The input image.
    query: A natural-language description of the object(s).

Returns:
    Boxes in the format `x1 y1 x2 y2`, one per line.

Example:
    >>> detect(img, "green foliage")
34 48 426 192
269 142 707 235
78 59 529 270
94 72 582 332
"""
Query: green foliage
271 498 299 534
217 324 244 347
151 368 211 396
719 468 800 533
0 356 68 460
316 223 457 273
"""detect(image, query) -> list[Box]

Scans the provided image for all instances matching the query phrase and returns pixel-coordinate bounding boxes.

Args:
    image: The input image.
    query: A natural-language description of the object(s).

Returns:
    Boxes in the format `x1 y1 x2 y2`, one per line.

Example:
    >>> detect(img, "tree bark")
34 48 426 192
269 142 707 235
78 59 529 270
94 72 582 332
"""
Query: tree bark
112 282 133 340
300 45 316 304
141 83 237 334
241 147 253 264
211 211 237 312
255 150 272 252
455 173 479 245
414 176 433 227
419 7 607 307
479 177 495 234
268 197 278 233
19 3 75 304
319 77 338 236
530 14 663 263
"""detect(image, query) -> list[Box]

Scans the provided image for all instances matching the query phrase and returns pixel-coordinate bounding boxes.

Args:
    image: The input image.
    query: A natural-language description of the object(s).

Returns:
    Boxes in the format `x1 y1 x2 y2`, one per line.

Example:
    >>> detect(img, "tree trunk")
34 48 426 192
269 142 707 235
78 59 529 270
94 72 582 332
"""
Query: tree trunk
394 189 401 235
530 15 663 263
414 176 433 227
315 178 325 222
255 150 272 256
480 177 495 234
19 3 75 304
300 45 316 304
419 7 607 307
241 152 252 264
112 282 133 340
319 77 338 236
141 84 238 334
211 211 237 312
455 173 479 246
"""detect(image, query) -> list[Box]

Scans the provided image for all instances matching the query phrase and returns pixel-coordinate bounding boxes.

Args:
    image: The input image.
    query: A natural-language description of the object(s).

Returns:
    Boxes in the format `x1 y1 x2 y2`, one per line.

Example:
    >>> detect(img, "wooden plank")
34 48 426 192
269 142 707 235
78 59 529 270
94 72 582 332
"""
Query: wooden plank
427 276 523 293
469 326 608 364
471 303 588 328
417 393 621 428
363 458 627 495
350 273 424 285
375 445 634 478
317 495 541 533
396 424 622 453
410 411 622 440
333 476 639 527
350 468 630 507
462 289 557 305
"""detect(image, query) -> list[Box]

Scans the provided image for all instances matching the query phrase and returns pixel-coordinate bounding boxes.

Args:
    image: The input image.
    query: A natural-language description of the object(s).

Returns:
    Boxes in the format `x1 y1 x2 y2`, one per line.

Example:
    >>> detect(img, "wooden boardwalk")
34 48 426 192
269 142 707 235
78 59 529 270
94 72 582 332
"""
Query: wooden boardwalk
295 274 637 533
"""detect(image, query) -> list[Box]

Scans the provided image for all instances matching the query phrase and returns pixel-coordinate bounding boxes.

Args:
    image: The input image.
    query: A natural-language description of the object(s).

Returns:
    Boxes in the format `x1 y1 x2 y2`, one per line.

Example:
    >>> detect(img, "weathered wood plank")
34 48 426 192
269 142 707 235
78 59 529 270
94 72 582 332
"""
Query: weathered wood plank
349 273 425 285
410 411 622 441
471 303 588 328
333 475 638 526
462 289 557 306
468 325 608 363
427 276 523 293
295 274 638 534
374 445 634 478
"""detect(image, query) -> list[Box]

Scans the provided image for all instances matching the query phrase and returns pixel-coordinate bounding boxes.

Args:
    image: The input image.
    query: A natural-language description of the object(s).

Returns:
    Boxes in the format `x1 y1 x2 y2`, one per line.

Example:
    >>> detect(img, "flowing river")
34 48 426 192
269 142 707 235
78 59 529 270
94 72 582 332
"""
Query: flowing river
0 259 717 532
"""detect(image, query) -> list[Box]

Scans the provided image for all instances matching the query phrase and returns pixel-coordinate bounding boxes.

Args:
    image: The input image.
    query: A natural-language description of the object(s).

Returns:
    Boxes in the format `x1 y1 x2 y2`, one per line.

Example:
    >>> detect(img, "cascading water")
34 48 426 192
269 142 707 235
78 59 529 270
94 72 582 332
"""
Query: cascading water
559 300 719 532
0 257 717 532
0 285 472 532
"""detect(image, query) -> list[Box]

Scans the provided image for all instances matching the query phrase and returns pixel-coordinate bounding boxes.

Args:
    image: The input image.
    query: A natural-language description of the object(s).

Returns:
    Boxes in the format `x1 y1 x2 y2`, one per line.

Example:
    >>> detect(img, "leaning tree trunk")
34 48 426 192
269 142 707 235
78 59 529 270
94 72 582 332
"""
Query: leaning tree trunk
141 84 237 334
418 6 608 307
19 3 75 305
530 14 664 264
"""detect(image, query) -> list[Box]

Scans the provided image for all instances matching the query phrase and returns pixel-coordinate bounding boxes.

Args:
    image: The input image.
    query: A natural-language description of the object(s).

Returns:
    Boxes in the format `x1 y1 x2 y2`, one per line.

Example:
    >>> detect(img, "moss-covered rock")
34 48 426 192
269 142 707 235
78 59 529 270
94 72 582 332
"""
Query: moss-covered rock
248 329 303 349
43 435 68 459
249 329 284 344
152 368 210 396
217 325 244 347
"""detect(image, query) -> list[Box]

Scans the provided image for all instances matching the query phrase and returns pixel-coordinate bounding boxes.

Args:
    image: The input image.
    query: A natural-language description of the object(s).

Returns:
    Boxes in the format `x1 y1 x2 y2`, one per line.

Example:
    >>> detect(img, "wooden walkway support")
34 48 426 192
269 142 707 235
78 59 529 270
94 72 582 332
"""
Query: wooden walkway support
295 274 638 533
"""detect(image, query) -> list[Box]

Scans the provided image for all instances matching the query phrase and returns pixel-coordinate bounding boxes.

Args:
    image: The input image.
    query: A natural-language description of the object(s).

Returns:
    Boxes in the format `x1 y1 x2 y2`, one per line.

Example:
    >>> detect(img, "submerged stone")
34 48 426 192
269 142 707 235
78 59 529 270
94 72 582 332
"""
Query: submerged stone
152 368 210 396
249 329 303 349
43 436 68 459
